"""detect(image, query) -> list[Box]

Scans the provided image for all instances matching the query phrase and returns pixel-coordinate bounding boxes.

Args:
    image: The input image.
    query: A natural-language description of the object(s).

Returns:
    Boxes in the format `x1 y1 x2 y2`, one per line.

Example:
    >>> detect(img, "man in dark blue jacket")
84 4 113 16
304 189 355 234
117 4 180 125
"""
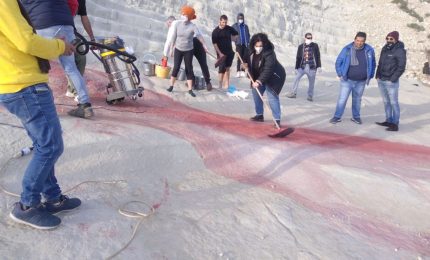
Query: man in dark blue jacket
21 0 94 119
232 13 250 78
375 31 406 132
330 32 376 125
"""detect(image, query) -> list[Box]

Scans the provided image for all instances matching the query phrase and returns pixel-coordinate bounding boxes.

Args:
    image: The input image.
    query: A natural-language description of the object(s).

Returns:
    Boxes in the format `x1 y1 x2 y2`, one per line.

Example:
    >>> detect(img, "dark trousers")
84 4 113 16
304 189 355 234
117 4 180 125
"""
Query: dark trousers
171 48 194 80
236 44 248 72
192 38 211 84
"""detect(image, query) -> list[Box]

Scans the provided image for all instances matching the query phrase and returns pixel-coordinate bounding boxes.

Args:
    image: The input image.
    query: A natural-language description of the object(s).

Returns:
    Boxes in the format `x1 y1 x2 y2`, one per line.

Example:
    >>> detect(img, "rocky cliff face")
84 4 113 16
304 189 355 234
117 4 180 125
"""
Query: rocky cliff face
80 0 429 82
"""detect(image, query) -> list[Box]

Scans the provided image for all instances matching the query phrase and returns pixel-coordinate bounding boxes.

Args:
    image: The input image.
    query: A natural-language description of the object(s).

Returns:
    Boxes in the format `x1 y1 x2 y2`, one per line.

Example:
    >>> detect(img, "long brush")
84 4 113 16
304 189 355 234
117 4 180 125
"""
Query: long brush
236 52 294 138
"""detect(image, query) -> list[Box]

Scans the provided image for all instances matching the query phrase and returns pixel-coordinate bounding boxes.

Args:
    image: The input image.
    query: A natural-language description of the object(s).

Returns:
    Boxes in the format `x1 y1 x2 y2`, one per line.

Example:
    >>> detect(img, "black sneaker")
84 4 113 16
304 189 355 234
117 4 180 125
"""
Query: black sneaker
351 117 362 124
44 195 81 215
375 121 391 127
167 86 173 92
307 96 313 102
250 115 264 122
68 103 94 119
188 90 196 97
386 124 399 131
329 117 341 124
9 202 61 230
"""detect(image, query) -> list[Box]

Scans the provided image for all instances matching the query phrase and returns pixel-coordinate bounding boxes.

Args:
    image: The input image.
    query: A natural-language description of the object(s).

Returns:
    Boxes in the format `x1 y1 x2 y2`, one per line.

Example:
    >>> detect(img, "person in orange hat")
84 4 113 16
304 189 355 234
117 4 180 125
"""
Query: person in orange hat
163 6 209 97
164 15 213 91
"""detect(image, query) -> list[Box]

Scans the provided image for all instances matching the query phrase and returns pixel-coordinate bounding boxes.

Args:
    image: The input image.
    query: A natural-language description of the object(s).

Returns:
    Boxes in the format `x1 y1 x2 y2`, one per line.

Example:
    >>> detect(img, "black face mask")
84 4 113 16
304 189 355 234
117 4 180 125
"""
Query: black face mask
386 42 394 50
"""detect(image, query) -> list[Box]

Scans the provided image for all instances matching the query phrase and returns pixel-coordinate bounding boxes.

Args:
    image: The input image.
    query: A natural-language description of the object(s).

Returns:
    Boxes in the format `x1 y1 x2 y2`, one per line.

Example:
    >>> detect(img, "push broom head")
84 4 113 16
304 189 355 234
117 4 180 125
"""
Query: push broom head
268 127 295 138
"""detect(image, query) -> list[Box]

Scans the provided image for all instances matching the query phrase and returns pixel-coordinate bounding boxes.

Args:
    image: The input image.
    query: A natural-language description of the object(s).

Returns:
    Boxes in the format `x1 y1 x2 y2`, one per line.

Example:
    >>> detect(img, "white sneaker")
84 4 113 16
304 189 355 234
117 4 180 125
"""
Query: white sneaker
74 95 79 102
236 72 241 78
240 71 247 78
65 90 76 98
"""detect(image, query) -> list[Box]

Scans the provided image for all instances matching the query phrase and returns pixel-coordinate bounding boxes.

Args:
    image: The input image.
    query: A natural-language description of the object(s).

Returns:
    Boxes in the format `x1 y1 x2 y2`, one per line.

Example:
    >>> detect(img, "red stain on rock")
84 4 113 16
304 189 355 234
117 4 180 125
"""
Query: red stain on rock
49 64 430 255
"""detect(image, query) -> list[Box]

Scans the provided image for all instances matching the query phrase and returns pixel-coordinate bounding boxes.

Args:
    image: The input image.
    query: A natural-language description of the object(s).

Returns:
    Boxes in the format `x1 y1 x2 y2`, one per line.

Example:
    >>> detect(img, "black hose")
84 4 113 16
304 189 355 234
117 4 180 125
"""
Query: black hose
74 31 137 63
73 31 141 85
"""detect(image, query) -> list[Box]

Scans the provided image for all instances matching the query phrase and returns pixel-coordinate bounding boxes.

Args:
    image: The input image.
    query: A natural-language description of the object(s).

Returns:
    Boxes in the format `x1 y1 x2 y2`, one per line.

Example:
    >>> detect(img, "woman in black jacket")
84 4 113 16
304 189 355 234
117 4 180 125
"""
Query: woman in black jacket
242 33 286 126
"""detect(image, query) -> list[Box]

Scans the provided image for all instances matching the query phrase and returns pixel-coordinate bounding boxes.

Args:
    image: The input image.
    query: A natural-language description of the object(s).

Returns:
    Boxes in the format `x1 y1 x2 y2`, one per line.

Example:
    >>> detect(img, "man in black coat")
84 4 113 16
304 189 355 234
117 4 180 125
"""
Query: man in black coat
375 31 407 131
287 33 321 101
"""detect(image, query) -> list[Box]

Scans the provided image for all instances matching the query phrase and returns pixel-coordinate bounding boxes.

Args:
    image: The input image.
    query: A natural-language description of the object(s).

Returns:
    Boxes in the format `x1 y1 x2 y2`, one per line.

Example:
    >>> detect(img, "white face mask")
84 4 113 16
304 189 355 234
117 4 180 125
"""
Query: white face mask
181 15 188 21
305 39 312 45
238 19 244 24
255 47 263 54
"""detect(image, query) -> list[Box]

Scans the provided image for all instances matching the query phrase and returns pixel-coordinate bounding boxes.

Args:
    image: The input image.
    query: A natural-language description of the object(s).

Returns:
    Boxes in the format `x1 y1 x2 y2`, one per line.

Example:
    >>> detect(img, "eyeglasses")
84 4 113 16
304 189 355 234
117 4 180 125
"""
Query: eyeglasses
306 37 312 39
386 37 394 41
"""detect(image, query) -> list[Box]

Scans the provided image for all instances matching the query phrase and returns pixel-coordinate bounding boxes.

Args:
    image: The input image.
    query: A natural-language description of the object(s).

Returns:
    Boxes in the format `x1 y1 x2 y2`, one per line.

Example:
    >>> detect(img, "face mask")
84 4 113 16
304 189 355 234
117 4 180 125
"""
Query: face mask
181 15 188 21
255 47 263 54
305 39 312 45
238 19 244 24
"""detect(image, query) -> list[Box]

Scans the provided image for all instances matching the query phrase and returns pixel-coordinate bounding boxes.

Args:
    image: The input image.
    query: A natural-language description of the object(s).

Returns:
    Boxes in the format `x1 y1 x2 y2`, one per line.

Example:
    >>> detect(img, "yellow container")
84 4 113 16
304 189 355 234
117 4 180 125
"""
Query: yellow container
155 65 171 79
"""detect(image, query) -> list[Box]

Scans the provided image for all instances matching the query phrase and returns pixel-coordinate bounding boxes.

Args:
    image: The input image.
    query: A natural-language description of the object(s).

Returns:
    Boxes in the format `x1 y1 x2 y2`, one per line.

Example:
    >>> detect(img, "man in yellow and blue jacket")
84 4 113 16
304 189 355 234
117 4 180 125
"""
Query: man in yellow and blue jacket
0 0 81 230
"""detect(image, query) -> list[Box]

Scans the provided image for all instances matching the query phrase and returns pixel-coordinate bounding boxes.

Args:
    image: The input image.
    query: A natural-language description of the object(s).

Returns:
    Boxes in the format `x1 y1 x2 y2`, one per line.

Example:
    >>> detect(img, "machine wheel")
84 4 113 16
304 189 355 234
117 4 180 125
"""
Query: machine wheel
106 98 115 105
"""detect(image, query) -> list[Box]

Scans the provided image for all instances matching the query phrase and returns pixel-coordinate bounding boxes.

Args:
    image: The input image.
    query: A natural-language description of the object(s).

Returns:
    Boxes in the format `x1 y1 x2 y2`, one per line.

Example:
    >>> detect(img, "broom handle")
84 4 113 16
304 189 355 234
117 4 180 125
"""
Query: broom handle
207 52 217 59
236 52 281 130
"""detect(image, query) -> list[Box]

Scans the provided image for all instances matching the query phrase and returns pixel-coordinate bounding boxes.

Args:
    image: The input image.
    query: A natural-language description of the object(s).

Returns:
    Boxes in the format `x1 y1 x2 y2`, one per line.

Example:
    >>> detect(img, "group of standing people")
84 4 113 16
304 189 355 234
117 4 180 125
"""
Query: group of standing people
286 30 405 132
329 31 406 132
162 6 406 132
163 6 286 127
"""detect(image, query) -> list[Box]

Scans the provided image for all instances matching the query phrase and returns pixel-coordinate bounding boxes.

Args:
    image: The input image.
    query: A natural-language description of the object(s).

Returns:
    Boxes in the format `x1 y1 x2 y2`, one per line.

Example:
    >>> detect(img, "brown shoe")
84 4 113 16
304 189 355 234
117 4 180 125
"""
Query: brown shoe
206 82 213 91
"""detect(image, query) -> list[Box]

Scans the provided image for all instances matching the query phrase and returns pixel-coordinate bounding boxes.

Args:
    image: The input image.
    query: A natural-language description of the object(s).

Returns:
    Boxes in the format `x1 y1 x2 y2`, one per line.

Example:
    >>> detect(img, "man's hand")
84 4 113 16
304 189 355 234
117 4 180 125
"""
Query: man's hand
252 81 261 88
241 63 248 70
62 40 75 56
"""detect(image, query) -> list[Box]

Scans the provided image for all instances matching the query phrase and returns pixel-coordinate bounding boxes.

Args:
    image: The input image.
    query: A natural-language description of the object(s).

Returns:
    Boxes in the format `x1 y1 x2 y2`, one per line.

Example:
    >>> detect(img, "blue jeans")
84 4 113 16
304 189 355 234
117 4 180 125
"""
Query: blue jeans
0 84 63 207
252 85 281 121
291 64 316 97
37 25 90 104
334 79 366 119
377 79 400 125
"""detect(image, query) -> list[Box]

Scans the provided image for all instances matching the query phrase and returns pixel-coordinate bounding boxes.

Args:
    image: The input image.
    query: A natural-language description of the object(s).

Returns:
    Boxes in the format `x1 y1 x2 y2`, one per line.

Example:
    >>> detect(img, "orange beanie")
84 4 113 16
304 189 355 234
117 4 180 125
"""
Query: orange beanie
181 6 196 20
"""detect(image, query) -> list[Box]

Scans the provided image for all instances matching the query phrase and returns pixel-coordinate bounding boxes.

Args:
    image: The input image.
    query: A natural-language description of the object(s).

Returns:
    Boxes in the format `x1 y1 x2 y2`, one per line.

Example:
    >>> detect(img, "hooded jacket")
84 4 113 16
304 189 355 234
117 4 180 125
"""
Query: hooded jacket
232 14 250 46
376 41 407 82
245 44 286 95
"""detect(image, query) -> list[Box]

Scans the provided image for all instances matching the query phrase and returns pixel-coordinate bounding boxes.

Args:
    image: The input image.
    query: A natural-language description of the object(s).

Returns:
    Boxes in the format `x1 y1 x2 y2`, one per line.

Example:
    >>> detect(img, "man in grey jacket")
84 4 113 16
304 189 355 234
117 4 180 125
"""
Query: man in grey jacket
232 13 250 78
